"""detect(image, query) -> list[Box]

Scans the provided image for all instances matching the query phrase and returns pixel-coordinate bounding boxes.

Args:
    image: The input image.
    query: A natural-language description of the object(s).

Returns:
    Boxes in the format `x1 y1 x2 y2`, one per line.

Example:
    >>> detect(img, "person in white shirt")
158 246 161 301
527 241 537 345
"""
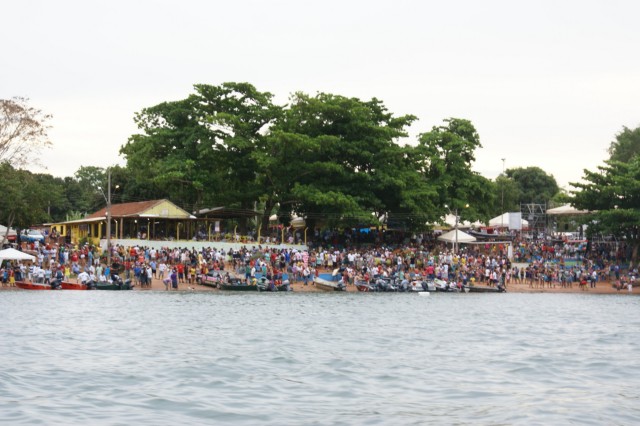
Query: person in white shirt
158 262 167 279
77 270 90 284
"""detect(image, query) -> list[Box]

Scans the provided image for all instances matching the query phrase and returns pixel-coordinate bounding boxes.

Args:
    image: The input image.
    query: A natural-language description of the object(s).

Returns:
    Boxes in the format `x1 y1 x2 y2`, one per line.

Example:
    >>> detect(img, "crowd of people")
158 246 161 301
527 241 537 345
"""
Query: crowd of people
1 234 636 293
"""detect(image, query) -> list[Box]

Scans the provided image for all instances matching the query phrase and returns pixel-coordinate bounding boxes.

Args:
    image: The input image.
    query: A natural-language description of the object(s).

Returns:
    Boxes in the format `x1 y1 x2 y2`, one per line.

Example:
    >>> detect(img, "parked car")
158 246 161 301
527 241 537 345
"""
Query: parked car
20 229 45 243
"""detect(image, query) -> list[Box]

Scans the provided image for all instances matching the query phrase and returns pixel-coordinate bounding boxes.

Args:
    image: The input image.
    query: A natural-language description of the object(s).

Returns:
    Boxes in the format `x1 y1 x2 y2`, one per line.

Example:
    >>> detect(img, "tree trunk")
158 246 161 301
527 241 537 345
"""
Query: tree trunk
630 242 639 271
1 211 16 246
261 198 275 239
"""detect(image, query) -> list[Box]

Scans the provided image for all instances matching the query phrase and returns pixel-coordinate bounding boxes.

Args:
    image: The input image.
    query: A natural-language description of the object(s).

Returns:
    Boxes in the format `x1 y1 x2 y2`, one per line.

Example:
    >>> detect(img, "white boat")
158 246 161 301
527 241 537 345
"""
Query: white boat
313 276 346 291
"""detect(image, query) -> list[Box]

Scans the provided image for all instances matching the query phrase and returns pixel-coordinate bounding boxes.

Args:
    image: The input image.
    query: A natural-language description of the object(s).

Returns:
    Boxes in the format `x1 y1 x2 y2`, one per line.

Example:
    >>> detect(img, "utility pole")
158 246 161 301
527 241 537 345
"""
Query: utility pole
106 169 112 269
501 158 506 230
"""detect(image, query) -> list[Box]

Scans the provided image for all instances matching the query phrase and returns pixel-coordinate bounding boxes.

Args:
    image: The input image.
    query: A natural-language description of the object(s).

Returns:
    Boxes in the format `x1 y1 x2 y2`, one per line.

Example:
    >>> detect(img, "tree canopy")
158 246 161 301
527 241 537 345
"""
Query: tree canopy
506 166 559 206
120 83 482 233
608 125 640 163
4 83 571 241
416 118 495 224
0 97 51 166
572 157 640 263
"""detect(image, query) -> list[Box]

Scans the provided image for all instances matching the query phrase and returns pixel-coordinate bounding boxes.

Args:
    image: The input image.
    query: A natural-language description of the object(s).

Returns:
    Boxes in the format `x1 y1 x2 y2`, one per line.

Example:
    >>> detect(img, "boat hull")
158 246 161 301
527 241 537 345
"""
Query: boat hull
60 282 89 290
220 284 259 291
16 281 55 290
95 283 133 290
355 280 372 292
465 285 506 293
314 277 346 291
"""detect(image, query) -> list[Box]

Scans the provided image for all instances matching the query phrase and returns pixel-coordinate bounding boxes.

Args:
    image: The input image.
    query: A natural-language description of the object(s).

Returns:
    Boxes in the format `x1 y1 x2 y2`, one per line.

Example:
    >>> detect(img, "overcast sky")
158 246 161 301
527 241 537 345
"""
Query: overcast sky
3 0 639 189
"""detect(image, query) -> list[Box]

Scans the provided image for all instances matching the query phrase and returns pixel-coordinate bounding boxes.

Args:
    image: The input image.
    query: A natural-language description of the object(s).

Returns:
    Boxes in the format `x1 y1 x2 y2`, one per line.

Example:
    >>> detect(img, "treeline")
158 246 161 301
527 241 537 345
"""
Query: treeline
1 84 566 233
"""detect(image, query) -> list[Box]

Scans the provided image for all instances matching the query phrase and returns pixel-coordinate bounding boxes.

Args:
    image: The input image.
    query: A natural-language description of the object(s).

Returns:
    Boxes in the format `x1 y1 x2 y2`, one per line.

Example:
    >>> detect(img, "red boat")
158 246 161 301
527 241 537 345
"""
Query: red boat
15 281 56 290
60 281 90 290
354 279 373 292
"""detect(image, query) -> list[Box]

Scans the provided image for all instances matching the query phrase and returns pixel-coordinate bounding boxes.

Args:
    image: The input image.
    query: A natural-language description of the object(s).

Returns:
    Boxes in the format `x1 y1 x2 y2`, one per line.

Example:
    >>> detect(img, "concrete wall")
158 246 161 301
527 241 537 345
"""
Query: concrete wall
100 238 308 252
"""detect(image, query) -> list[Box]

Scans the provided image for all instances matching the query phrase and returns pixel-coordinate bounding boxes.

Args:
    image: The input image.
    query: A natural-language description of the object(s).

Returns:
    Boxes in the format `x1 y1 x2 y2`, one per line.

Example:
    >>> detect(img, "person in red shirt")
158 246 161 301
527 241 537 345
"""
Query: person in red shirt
177 263 185 283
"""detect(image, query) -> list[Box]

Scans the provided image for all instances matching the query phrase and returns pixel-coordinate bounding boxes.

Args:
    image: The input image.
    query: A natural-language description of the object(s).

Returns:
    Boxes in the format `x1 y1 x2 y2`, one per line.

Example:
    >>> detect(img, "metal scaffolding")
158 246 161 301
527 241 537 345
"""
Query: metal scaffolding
521 203 547 236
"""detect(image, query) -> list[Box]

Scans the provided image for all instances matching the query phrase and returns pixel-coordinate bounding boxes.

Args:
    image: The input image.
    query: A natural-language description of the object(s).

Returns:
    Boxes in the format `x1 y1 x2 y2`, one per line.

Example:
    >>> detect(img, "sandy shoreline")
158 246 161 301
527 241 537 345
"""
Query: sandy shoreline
3 272 635 294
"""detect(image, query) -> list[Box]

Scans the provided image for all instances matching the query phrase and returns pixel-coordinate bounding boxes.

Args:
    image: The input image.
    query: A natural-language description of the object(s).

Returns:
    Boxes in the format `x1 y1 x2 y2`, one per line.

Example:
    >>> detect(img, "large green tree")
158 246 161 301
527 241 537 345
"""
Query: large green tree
493 174 521 214
608 125 640 163
572 157 640 264
0 164 53 244
507 166 559 205
121 82 281 225
416 118 494 225
260 92 435 232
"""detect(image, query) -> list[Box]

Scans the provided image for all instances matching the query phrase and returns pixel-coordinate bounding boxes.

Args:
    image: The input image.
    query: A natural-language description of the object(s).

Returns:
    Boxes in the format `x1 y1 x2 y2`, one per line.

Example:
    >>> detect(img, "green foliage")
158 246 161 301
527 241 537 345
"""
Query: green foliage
416 118 494 224
506 166 559 205
572 157 640 261
608 125 640 163
262 92 436 230
494 175 520 213
0 163 52 231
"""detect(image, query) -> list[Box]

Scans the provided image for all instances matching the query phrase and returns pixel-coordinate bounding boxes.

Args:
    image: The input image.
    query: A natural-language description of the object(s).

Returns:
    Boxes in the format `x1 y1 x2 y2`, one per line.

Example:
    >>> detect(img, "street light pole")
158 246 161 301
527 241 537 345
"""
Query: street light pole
501 158 506 231
454 208 459 254
451 203 469 254
106 169 112 269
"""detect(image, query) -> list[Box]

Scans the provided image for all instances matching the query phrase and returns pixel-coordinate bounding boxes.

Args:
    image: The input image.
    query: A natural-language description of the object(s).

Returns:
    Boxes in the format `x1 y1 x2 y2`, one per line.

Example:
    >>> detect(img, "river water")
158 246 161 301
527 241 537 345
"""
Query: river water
0 291 638 425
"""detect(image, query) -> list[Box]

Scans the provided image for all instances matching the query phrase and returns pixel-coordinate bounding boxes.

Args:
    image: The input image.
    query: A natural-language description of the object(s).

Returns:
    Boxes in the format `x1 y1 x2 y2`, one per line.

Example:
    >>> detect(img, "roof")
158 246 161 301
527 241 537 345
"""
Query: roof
87 200 165 219
546 204 590 215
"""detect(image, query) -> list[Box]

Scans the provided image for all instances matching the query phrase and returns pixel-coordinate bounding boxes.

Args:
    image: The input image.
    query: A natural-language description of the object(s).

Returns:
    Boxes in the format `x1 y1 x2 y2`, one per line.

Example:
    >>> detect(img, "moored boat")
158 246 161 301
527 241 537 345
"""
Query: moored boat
60 281 90 290
355 279 373 292
95 280 134 290
16 281 56 290
220 283 259 291
314 276 346 291
465 284 506 293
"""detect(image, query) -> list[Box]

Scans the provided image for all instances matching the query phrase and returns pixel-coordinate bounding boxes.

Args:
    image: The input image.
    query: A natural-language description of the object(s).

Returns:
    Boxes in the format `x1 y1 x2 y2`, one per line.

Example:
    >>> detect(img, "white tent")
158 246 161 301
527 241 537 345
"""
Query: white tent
546 204 589 215
437 229 477 243
488 213 529 228
0 248 35 262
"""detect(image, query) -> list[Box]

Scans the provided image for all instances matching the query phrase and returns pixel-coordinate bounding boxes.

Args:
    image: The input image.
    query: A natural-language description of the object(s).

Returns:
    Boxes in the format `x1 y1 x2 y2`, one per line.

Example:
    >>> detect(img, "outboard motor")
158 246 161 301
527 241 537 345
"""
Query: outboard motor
85 280 95 290
281 279 291 291
398 279 409 292
257 277 268 291
497 282 507 292
50 278 62 290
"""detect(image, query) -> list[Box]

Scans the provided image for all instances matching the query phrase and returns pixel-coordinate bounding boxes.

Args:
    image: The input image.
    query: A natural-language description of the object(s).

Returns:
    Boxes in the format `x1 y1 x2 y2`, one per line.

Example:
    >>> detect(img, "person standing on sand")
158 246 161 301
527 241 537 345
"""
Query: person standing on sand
146 265 153 287
302 265 311 286
158 261 166 280
171 268 178 290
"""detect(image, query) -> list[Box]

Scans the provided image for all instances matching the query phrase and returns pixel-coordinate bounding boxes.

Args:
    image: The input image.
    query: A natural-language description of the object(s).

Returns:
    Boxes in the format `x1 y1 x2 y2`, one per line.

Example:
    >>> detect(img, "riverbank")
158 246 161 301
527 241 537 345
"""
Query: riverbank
3 276 631 294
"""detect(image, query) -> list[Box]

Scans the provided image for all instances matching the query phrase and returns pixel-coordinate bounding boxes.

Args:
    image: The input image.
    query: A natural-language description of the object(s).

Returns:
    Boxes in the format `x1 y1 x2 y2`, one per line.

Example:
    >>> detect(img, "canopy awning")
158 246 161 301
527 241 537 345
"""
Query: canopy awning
437 229 477 243
546 204 589 215
0 248 35 262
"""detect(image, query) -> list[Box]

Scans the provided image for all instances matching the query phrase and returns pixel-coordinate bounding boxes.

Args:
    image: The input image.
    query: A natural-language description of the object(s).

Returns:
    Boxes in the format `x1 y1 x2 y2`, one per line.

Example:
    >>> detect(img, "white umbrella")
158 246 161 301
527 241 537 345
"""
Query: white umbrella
0 248 35 262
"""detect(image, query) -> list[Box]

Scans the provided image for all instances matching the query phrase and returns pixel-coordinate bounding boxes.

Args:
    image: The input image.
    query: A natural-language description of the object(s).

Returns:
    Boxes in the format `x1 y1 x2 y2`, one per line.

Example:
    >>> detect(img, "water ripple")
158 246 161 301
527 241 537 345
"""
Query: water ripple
0 292 639 424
